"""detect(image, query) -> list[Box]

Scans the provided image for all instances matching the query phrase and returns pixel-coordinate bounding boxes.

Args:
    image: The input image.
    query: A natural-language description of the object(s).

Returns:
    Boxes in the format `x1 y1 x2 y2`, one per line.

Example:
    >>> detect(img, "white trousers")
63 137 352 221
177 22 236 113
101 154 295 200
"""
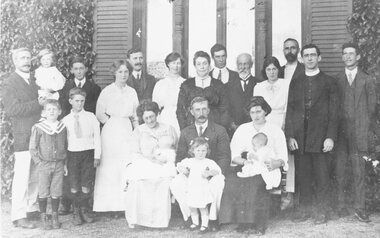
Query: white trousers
170 174 225 221
11 151 39 221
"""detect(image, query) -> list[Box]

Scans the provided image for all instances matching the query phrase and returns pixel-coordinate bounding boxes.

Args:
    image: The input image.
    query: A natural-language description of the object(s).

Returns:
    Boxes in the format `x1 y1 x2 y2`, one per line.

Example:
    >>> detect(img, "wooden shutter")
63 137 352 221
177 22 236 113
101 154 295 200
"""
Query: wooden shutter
302 0 353 75
93 0 133 88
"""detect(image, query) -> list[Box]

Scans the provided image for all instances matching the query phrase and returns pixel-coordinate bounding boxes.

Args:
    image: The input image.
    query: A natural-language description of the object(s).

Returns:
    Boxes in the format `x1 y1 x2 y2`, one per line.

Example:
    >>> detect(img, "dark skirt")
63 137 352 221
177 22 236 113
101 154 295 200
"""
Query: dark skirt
219 172 270 225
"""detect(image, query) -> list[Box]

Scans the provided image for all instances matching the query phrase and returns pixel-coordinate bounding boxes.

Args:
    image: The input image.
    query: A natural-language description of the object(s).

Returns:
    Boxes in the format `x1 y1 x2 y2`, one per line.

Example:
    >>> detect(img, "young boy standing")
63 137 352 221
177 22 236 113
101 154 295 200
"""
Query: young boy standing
29 99 67 230
62 87 101 225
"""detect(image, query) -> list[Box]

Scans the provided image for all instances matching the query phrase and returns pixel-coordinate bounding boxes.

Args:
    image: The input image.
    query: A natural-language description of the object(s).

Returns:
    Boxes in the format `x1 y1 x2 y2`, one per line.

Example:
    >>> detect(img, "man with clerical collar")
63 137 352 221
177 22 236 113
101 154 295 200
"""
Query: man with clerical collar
278 38 305 81
285 43 339 225
126 48 156 101
174 96 230 231
225 53 259 134
209 43 239 84
334 43 376 222
2 47 45 229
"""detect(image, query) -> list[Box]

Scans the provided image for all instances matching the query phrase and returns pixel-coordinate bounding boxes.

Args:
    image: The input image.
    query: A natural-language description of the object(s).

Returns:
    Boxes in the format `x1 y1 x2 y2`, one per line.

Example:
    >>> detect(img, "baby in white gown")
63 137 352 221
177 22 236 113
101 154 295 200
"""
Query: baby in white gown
237 132 281 190
35 49 66 100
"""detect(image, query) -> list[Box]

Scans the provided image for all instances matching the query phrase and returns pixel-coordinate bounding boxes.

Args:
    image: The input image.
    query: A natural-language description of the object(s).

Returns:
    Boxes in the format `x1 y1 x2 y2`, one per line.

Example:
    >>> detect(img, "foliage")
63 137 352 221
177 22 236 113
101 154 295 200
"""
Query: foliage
347 0 380 79
0 0 95 198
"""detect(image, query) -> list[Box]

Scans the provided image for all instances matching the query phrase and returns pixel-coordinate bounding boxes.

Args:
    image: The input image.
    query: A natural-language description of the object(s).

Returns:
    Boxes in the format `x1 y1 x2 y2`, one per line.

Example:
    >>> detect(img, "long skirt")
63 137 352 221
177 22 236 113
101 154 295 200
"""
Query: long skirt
93 117 133 211
219 172 270 225
125 178 172 228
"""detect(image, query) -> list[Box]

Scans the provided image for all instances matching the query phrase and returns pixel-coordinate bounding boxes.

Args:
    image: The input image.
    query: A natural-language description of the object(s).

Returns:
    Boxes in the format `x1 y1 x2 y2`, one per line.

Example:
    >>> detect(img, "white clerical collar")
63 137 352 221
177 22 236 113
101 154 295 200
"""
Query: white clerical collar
345 67 358 76
133 71 142 79
305 68 320 76
15 69 30 84
75 78 86 87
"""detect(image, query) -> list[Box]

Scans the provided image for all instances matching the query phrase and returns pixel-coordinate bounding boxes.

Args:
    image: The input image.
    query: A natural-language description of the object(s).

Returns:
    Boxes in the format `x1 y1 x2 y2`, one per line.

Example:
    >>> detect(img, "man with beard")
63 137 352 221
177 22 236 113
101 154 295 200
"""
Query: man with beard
126 48 156 101
225 53 259 135
209 43 239 84
174 96 230 231
2 48 45 228
278 38 304 81
285 44 339 224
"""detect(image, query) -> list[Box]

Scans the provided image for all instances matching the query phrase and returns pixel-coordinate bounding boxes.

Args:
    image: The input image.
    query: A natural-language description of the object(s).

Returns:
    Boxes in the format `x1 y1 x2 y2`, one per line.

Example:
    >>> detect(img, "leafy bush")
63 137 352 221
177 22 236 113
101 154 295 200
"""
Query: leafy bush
0 0 95 199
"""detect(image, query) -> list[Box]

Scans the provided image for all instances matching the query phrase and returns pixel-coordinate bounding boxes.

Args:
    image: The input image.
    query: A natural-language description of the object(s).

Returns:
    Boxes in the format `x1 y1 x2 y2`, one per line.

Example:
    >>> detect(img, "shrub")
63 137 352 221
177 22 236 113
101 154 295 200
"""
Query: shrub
0 0 95 199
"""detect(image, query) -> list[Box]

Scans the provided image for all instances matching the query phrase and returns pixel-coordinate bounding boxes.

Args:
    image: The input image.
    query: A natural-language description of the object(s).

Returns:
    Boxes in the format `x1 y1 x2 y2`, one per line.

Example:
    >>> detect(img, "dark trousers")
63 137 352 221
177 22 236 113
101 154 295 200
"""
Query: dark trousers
336 131 366 210
295 152 330 213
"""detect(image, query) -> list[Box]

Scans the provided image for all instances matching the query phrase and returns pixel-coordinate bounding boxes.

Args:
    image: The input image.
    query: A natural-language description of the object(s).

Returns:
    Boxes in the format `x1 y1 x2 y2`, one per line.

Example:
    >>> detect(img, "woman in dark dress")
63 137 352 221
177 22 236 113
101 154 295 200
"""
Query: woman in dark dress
176 51 230 130
219 96 288 235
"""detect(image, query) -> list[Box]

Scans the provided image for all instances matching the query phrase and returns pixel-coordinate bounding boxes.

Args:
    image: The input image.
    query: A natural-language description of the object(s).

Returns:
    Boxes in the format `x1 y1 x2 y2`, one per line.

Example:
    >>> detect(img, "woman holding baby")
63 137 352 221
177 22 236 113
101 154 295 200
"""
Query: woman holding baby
219 96 288 235
124 100 178 228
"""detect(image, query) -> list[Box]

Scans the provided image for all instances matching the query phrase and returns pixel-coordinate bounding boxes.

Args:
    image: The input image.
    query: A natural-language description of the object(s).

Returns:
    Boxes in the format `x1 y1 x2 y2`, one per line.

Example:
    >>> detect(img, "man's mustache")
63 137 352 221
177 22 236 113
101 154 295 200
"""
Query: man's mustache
134 63 142 66
197 116 207 120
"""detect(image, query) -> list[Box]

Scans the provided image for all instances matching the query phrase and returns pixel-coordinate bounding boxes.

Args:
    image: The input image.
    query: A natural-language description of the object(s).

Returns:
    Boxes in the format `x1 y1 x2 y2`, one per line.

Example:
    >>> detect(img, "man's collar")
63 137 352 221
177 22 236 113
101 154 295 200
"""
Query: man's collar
195 120 208 128
239 73 251 80
70 109 84 115
15 69 30 80
345 67 358 74
305 68 320 76
75 78 86 87
133 70 142 78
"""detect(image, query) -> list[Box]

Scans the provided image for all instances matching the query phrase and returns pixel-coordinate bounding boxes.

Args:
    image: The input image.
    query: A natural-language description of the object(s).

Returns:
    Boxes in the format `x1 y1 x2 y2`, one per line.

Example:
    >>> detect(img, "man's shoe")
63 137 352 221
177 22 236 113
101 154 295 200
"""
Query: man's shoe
354 209 370 223
337 208 349 218
80 207 94 223
16 218 36 229
72 206 83 225
314 213 327 225
292 211 310 223
58 206 71 216
40 213 52 230
51 212 61 229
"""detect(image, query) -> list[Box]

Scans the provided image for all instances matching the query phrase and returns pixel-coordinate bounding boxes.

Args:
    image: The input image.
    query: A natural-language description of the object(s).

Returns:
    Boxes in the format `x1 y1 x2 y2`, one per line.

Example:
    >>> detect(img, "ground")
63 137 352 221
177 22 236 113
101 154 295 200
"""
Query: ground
1 201 379 238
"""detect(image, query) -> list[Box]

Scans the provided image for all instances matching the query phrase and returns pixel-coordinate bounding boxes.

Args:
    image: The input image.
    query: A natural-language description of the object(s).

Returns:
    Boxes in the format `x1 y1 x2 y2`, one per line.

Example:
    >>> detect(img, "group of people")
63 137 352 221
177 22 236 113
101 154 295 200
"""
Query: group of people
2 37 377 235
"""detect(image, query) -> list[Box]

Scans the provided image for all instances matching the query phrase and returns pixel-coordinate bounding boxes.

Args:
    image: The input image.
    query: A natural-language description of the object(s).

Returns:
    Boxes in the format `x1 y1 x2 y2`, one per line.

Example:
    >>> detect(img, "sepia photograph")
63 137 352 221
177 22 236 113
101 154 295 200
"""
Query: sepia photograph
0 0 379 237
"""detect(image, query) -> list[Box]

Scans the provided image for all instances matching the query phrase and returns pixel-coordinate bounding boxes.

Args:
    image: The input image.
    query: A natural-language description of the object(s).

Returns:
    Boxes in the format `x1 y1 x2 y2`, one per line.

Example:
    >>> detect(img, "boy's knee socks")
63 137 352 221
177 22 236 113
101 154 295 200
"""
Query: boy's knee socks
38 197 48 213
51 198 60 212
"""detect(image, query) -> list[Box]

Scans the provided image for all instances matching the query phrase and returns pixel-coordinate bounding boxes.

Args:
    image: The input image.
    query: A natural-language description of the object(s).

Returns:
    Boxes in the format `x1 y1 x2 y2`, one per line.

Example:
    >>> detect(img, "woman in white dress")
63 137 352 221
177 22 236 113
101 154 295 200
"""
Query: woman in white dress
254 56 290 129
125 100 178 228
254 56 294 206
93 60 139 213
152 52 185 136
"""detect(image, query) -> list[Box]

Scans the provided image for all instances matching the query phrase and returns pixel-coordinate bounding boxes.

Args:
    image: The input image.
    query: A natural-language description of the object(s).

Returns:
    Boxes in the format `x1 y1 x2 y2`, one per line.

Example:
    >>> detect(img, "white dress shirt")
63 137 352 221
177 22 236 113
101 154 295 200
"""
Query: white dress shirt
132 71 142 79
75 78 86 88
212 67 229 84
284 63 297 80
345 67 358 84
62 109 101 159
195 120 208 136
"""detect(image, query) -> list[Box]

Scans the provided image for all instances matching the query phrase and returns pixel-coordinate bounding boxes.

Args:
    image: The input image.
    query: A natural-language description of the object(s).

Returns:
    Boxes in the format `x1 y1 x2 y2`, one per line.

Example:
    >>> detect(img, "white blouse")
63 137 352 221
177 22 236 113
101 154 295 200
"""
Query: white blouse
253 78 290 129
230 122 288 170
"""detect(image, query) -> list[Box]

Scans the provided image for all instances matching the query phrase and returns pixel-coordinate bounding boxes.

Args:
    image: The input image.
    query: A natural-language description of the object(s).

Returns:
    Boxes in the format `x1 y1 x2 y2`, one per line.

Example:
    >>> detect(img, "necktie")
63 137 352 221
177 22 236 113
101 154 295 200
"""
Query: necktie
347 72 354 86
74 114 82 138
241 79 248 92
217 70 222 81
78 81 82 88
198 125 203 137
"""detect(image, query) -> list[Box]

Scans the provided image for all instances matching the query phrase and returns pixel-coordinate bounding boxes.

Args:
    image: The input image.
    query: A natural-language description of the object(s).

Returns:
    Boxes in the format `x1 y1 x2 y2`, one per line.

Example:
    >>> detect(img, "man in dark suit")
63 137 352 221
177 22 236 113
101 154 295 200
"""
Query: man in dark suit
285 44 339 224
278 38 304 81
59 56 101 117
175 96 230 231
225 53 258 134
126 48 156 101
58 56 101 214
335 43 376 222
209 43 239 84
2 48 45 228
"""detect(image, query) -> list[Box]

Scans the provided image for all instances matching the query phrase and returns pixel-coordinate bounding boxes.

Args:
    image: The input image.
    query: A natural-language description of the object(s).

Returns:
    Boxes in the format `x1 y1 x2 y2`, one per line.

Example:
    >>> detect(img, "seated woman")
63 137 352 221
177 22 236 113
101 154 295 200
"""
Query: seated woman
124 100 178 229
219 96 288 235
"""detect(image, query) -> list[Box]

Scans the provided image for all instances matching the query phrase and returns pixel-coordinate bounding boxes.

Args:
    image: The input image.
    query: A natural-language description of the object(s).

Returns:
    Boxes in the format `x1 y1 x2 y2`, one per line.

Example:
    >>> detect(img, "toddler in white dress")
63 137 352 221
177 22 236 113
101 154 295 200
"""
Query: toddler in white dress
176 137 223 233
35 49 66 100
237 132 281 190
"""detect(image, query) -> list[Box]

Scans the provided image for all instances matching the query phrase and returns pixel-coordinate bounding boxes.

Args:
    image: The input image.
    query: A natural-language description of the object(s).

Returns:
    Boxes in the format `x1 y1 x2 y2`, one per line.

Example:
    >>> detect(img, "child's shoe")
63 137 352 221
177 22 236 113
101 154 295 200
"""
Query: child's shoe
51 212 61 229
72 206 83 225
80 207 94 223
40 213 52 230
